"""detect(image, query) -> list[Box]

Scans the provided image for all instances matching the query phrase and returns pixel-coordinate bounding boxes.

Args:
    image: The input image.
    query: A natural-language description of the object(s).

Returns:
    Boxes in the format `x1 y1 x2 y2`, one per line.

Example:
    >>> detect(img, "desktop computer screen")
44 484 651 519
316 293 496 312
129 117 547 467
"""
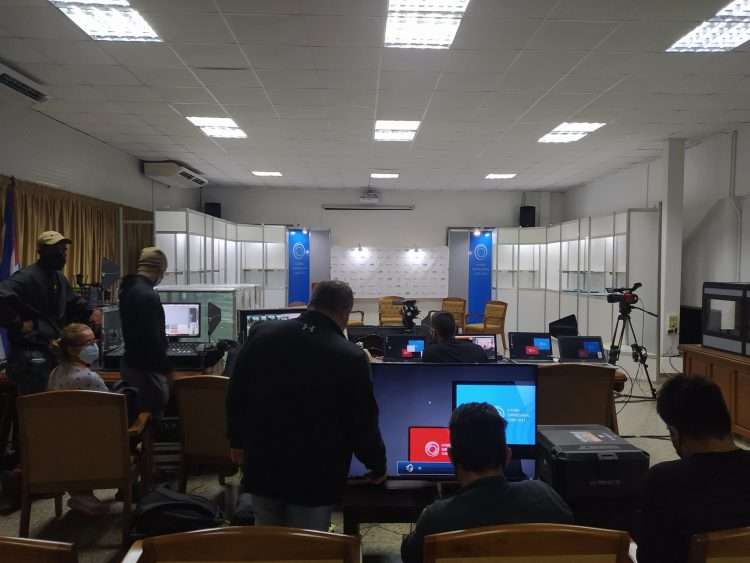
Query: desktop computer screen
349 363 537 479
238 308 303 342
508 332 553 361
384 335 426 361
163 303 200 337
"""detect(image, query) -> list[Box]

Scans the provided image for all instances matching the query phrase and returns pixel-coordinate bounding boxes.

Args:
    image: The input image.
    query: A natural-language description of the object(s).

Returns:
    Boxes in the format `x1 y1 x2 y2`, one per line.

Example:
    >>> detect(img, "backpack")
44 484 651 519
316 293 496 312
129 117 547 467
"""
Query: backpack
130 485 225 539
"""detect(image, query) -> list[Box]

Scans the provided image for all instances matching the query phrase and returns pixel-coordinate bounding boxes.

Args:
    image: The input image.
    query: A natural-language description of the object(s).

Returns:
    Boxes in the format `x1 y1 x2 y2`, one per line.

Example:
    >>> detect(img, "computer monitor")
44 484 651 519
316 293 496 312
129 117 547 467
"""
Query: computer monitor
508 332 553 361
384 335 426 361
456 334 498 360
549 314 578 338
163 303 200 338
558 336 606 362
238 308 304 342
349 363 537 479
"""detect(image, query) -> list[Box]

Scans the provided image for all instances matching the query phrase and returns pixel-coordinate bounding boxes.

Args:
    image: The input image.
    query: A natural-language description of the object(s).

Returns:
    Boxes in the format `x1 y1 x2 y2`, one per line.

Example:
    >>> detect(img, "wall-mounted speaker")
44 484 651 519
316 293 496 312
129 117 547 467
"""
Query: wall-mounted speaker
520 205 536 227
204 202 221 218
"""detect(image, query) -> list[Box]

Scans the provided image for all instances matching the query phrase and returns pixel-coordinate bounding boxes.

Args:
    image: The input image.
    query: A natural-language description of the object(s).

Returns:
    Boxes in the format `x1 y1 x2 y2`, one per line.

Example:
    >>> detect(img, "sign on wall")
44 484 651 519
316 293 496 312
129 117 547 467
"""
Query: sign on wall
468 231 493 324
288 230 310 304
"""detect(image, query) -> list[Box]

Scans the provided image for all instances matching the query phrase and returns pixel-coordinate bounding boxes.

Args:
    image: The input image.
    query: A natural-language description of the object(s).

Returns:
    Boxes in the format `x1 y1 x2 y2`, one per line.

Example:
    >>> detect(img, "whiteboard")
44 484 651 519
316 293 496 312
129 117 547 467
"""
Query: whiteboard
331 246 449 298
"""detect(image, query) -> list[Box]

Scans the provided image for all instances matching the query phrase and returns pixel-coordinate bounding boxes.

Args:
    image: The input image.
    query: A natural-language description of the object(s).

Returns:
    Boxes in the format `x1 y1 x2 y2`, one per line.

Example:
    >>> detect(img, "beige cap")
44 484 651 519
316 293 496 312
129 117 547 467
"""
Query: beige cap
37 231 72 247
137 246 168 275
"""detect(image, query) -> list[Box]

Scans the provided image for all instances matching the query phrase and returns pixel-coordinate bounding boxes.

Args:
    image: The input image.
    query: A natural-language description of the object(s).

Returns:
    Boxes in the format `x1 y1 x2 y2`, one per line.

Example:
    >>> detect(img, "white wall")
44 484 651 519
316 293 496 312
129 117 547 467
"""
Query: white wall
0 88 198 211
206 186 564 248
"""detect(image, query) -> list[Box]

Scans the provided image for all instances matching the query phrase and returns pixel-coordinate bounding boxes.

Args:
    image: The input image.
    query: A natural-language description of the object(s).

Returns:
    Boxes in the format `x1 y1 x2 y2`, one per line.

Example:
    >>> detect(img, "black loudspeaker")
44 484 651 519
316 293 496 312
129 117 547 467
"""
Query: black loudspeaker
204 202 221 218
520 205 536 227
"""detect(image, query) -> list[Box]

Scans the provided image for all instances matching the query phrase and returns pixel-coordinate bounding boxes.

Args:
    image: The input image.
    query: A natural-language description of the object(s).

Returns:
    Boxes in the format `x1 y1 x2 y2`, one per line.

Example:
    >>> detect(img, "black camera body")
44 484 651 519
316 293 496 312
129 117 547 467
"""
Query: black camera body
400 299 420 329
606 283 642 311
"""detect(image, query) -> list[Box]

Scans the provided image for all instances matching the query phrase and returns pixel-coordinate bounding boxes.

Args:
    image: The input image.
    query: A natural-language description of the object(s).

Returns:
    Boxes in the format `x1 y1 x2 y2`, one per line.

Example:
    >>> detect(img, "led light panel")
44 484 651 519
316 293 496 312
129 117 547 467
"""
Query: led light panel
385 0 470 49
485 173 517 179
252 171 283 177
50 1 161 42
667 0 750 52
200 126 247 139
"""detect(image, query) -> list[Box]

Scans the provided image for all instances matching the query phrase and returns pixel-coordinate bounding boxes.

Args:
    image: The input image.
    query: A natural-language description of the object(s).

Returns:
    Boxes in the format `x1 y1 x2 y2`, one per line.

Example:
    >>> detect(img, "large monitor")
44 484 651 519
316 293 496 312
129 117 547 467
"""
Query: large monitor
238 308 304 342
163 303 201 338
350 363 537 479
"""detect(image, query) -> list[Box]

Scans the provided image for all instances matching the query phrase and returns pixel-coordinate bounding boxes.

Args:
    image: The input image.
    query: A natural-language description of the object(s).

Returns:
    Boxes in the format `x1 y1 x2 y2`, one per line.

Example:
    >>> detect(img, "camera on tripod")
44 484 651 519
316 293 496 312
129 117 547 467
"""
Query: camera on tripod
606 282 642 308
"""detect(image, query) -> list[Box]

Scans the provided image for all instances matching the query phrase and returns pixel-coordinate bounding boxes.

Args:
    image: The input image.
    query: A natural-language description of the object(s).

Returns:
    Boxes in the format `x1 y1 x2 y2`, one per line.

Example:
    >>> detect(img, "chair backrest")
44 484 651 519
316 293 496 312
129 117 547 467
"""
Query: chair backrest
379 296 403 322
484 301 508 328
537 364 617 431
174 376 231 459
441 298 467 328
688 526 750 563
0 537 77 563
424 523 631 563
17 391 130 493
133 526 361 563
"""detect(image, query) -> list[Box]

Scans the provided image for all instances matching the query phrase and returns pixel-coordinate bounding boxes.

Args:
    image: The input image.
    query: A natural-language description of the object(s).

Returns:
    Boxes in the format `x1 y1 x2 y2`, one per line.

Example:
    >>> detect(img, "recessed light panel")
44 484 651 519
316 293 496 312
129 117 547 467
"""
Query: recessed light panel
185 116 247 139
252 171 283 177
50 0 161 42
538 122 606 144
186 117 239 127
370 172 400 179
667 0 750 52
485 173 517 179
385 0 471 49
374 120 421 142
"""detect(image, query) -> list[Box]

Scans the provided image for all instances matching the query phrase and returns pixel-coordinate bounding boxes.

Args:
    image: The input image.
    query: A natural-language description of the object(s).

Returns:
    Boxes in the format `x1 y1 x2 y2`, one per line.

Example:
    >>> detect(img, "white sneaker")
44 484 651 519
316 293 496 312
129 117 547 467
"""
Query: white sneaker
68 494 109 516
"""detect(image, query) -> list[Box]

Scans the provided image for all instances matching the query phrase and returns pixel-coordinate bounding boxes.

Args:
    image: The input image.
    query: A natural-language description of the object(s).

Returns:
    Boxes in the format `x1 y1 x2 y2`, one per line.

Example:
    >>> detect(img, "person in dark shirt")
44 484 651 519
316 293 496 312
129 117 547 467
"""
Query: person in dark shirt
118 247 171 420
423 312 490 363
226 280 387 532
635 374 750 563
401 403 573 563
0 231 93 394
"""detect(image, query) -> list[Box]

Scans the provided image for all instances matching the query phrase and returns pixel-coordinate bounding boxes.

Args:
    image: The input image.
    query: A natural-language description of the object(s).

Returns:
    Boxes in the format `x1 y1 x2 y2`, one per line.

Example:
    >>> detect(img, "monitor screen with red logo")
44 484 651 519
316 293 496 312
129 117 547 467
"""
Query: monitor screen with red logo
408 427 451 463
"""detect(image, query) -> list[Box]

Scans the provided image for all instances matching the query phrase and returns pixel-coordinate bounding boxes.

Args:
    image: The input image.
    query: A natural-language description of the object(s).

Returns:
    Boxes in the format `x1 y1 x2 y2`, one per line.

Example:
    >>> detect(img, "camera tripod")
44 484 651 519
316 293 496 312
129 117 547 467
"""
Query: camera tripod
609 301 658 399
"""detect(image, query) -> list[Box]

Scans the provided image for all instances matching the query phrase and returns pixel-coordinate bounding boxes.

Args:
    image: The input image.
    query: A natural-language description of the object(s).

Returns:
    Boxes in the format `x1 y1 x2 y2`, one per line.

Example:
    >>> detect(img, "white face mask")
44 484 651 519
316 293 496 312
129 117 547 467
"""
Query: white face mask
79 343 99 366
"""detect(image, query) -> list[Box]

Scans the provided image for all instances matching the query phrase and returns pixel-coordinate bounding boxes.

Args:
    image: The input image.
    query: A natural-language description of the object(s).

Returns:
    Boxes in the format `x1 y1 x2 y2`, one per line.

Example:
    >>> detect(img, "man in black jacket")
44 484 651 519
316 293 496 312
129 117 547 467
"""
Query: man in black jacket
119 247 171 420
0 231 93 394
423 312 489 363
227 280 387 531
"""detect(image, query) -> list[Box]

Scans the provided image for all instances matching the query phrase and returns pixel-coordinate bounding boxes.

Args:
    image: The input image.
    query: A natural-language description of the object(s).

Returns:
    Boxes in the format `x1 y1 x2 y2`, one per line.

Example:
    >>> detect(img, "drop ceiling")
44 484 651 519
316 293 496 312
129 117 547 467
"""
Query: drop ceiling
1 0 749 191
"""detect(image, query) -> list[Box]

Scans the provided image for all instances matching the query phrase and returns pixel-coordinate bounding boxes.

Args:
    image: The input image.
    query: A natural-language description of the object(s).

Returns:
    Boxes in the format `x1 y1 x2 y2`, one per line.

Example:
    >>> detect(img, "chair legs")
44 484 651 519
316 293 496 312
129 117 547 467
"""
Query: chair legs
19 489 31 537
54 494 63 518
122 479 132 546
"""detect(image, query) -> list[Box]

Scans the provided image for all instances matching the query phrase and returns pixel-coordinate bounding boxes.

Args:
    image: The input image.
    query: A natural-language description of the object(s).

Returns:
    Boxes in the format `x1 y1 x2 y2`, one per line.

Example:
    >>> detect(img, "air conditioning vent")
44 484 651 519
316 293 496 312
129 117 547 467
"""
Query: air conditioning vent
143 161 208 189
0 63 48 103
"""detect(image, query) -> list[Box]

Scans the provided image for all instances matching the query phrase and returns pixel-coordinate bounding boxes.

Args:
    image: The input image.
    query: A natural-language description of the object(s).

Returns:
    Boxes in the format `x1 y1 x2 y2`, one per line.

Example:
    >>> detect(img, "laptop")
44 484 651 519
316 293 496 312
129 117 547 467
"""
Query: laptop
384 335 426 361
456 334 498 361
558 336 607 363
508 332 554 362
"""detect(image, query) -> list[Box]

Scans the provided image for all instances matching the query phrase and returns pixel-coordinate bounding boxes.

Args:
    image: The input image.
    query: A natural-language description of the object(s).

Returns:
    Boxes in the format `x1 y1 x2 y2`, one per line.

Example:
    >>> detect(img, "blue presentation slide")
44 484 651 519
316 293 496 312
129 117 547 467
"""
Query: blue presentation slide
454 383 537 446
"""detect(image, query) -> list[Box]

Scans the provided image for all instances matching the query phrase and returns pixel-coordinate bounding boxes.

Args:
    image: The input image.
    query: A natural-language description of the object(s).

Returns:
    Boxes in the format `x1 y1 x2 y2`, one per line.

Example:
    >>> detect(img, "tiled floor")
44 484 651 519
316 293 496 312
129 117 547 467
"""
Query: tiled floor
0 373 703 563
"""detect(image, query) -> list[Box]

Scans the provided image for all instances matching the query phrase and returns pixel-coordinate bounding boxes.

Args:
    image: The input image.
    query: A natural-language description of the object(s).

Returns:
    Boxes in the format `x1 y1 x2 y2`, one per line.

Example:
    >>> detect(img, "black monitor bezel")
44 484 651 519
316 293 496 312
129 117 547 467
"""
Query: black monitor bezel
557 335 606 361
237 308 305 342
162 302 201 339
508 331 553 360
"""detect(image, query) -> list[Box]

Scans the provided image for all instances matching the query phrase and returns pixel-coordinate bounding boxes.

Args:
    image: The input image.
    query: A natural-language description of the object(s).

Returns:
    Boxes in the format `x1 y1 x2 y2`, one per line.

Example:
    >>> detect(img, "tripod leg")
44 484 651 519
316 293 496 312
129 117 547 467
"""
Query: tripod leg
609 315 626 365
626 317 657 399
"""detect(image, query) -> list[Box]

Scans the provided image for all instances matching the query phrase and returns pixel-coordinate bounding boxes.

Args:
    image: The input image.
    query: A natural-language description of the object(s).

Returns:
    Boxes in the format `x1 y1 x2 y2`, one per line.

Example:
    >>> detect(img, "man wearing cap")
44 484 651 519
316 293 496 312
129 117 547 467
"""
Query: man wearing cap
118 247 171 420
0 231 94 394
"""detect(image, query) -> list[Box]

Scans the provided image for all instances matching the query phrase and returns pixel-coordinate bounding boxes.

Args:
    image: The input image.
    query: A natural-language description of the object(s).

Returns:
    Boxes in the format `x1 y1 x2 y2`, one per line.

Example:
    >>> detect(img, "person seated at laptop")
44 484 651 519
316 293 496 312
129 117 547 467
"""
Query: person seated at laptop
423 312 490 363
401 402 573 563
635 374 750 563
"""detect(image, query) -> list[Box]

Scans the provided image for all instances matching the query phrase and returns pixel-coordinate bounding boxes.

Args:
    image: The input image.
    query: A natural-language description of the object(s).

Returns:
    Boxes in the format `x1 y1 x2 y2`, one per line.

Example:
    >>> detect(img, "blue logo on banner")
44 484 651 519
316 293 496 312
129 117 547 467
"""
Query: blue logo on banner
468 231 493 324
288 231 310 305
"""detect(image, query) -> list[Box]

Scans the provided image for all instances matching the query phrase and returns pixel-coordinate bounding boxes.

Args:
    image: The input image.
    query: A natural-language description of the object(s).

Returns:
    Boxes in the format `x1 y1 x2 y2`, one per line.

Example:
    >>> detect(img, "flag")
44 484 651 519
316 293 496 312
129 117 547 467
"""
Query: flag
0 178 20 359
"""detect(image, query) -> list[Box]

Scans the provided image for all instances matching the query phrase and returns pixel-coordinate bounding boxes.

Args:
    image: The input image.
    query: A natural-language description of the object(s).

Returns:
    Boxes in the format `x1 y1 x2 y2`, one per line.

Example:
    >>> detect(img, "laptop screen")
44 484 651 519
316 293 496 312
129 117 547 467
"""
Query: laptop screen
508 332 553 360
559 336 606 362
385 335 426 361
456 334 497 359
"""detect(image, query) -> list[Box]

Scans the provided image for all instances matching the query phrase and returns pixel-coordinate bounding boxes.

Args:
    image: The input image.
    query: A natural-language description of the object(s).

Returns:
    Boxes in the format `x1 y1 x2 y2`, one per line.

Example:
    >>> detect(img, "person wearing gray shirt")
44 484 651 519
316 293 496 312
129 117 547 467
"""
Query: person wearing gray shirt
401 403 573 563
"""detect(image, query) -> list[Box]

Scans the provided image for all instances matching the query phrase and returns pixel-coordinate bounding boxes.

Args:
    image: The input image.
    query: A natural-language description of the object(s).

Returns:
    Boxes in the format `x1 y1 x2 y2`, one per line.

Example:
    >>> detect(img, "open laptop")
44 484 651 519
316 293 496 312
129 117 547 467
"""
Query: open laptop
558 336 607 363
508 332 554 362
384 335 426 361
456 334 498 361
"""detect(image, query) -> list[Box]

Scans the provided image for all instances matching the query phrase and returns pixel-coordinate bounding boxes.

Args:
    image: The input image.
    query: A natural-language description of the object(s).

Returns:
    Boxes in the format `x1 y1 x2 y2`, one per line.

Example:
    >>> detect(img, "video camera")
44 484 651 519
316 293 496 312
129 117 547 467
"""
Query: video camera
399 299 420 330
606 282 641 306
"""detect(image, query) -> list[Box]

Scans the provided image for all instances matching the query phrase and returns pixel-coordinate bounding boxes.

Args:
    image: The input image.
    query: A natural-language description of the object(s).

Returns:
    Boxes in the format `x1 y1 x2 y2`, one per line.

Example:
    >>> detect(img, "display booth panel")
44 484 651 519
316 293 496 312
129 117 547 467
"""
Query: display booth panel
496 288 517 333
518 289 546 332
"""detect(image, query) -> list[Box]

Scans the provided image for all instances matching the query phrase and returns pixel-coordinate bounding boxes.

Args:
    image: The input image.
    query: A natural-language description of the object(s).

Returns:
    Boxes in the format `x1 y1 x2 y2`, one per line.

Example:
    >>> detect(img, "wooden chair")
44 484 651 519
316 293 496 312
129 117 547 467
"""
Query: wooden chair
174 375 237 493
288 301 307 308
465 300 508 350
16 390 151 545
379 296 403 326
347 310 365 327
688 526 750 563
537 364 618 433
424 523 631 563
441 297 467 331
0 536 77 563
121 526 361 563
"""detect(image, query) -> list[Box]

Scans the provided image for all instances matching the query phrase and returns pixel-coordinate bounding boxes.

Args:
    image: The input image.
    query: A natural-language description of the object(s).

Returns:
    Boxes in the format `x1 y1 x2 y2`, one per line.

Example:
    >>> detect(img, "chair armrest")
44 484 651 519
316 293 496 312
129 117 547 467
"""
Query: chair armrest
121 540 143 563
351 310 365 322
128 412 151 438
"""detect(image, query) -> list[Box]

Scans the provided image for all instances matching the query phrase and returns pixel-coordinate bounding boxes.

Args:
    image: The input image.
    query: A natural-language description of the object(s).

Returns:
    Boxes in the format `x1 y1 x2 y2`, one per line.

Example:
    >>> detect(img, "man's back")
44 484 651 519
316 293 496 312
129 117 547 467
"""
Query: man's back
423 339 490 363
402 475 573 563
636 449 750 563
226 310 386 506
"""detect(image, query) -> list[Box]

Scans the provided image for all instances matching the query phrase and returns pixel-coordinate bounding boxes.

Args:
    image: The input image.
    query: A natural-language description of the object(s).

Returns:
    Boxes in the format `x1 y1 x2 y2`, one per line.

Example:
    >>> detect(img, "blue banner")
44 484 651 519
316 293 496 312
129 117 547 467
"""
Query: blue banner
287 230 310 305
468 231 493 324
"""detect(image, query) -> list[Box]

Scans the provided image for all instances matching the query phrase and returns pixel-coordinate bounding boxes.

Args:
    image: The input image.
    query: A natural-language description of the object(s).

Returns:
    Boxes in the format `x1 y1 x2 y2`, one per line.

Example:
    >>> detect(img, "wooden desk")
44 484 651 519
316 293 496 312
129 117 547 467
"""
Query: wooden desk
681 344 750 439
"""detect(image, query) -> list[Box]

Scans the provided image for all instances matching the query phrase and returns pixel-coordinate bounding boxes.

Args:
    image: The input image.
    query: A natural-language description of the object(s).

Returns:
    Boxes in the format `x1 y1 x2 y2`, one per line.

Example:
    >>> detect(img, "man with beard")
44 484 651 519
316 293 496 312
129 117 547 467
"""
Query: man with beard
0 231 94 394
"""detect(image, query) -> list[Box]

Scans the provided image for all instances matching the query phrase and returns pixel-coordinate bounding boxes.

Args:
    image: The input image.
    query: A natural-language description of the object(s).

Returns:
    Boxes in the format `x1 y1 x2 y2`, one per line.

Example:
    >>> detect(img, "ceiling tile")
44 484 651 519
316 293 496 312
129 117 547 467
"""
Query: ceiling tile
129 67 202 88
195 68 259 88
103 43 184 69
525 21 618 50
146 12 233 43
173 43 247 69
0 6 88 40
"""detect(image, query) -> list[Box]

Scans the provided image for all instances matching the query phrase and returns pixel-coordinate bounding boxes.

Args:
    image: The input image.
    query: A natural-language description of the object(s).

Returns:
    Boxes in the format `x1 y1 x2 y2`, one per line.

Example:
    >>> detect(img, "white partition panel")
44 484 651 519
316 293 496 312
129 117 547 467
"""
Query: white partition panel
518 289 546 331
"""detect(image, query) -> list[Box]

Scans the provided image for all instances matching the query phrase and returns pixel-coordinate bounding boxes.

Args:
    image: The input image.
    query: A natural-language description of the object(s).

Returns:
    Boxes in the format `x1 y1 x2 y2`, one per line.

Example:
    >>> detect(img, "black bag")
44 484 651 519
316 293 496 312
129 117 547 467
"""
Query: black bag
130 485 224 538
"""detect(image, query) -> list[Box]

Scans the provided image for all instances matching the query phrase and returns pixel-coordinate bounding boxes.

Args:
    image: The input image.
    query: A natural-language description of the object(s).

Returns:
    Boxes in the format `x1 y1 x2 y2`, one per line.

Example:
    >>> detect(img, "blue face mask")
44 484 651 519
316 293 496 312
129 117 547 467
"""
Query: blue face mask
79 343 99 366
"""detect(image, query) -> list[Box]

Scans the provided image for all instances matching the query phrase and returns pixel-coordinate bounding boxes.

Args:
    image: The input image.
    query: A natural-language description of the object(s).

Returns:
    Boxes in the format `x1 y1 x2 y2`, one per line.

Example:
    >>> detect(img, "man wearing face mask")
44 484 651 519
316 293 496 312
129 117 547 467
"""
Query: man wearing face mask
0 231 94 394
118 247 171 421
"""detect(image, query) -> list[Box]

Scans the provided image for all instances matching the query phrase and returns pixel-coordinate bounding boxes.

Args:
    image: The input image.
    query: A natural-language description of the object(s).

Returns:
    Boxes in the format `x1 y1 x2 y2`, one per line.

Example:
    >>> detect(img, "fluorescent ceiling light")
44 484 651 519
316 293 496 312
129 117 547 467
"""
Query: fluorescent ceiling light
485 173 517 180
374 119 421 142
186 116 238 128
667 0 750 52
538 122 606 144
252 171 283 177
385 0 471 49
370 172 400 179
50 0 161 42
200 126 247 139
